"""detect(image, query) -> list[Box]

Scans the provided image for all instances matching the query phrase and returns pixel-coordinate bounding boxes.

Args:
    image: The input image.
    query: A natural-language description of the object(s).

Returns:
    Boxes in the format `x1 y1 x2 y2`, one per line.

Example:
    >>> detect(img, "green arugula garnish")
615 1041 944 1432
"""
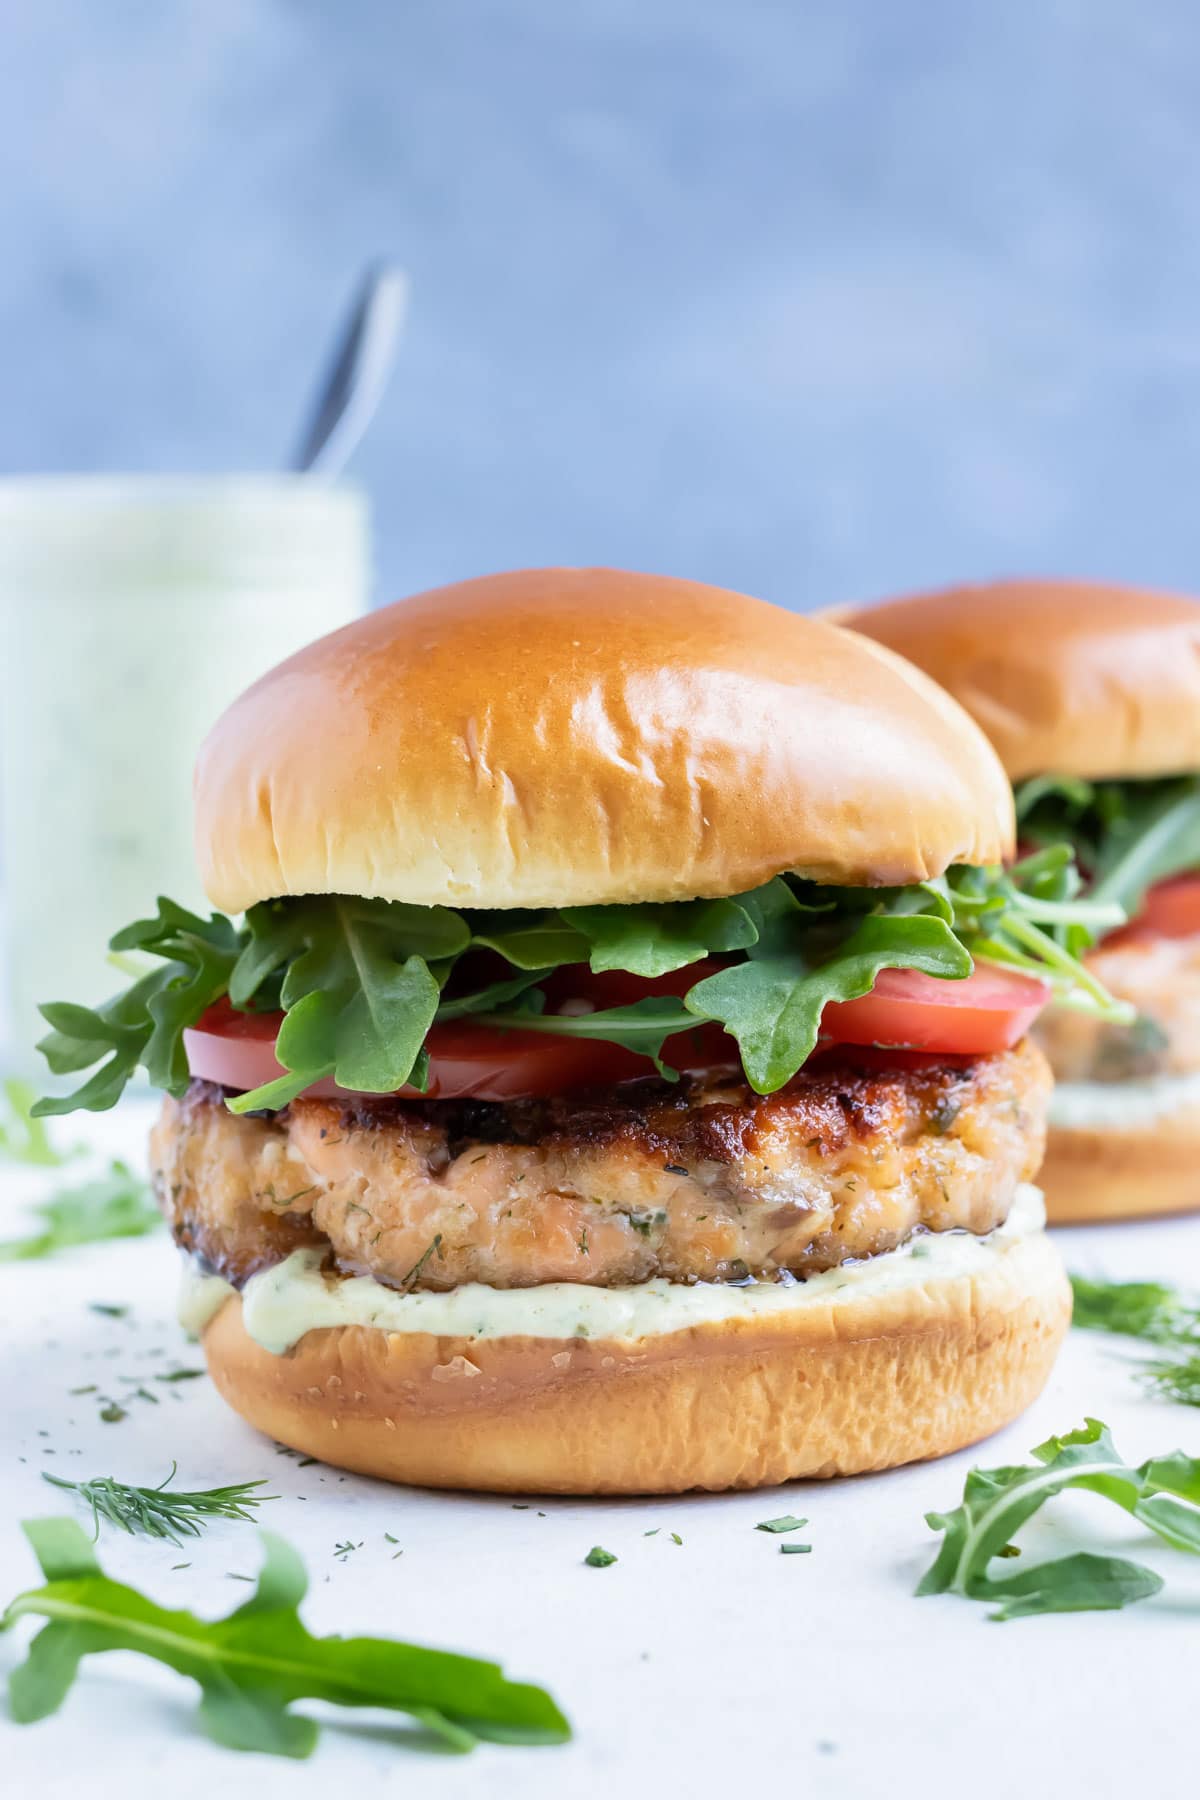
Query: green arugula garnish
2 1519 571 1759
36 900 241 1116
226 897 469 1111
1070 1273 1200 1408
0 1078 71 1165
34 859 1126 1114
918 1419 1200 1619
683 883 971 1092
1016 774 1200 921
42 1467 273 1545
583 1546 617 1567
0 1161 159 1262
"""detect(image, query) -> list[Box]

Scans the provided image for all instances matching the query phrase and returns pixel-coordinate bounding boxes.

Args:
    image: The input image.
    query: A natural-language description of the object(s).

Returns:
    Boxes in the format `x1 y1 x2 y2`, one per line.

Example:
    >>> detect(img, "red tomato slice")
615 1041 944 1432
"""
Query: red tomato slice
820 963 1050 1056
185 959 1052 1103
1108 871 1200 945
184 971 739 1104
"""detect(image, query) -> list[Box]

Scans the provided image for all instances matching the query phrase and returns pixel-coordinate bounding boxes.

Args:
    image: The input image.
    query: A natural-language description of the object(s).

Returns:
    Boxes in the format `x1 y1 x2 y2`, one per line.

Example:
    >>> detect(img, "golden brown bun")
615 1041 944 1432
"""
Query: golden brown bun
844 578 1200 782
201 1231 1069 1494
1041 1105 1200 1223
195 567 1014 913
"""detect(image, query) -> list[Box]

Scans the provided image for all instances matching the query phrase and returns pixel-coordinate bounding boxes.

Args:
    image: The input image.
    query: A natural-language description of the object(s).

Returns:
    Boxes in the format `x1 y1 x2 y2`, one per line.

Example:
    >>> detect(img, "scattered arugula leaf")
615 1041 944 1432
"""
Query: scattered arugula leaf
584 1546 617 1568
755 1514 808 1535
98 1404 127 1424
0 1162 159 1262
2 1520 570 1758
0 1078 71 1165
42 1466 273 1545
918 1418 1200 1619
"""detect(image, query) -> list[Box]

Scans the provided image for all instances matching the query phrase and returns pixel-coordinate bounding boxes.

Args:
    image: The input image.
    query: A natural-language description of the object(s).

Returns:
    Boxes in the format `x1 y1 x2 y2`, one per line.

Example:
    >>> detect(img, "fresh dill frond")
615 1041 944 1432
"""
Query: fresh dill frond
1070 1273 1200 1409
42 1464 275 1546
1070 1274 1200 1346
1142 1355 1200 1408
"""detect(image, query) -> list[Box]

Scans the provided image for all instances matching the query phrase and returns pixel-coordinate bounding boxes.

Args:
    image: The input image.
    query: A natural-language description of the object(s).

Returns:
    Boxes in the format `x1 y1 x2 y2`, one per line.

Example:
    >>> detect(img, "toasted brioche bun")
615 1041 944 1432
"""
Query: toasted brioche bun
199 1228 1069 1494
195 567 1014 914
1040 1104 1200 1223
843 578 1200 782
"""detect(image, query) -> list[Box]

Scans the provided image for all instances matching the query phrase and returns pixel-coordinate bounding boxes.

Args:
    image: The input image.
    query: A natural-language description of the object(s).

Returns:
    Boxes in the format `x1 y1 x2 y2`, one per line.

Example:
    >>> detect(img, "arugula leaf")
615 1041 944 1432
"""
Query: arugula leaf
34 901 242 1116
0 1079 71 1166
34 855 1128 1117
1016 774 1200 921
226 899 469 1113
561 896 759 978
434 969 550 1021
2 1520 570 1759
475 995 695 1081
467 912 591 970
918 1419 1200 1619
0 1161 159 1262
1091 780 1200 917
685 887 970 1093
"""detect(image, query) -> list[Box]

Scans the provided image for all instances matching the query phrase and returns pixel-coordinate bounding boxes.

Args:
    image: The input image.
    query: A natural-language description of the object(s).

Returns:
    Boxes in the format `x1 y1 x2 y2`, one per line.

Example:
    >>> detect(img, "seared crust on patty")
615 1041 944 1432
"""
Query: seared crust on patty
1034 933 1200 1082
152 1042 1049 1292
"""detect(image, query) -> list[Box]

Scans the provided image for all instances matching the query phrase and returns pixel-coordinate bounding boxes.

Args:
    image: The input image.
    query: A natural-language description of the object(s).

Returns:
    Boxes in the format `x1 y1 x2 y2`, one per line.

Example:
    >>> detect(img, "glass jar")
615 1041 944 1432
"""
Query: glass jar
0 476 369 1067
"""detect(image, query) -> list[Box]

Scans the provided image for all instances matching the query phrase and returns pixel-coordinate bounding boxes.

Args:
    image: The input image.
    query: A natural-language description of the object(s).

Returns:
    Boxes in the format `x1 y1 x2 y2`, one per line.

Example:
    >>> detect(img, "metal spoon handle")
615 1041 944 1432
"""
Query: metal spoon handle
290 261 409 476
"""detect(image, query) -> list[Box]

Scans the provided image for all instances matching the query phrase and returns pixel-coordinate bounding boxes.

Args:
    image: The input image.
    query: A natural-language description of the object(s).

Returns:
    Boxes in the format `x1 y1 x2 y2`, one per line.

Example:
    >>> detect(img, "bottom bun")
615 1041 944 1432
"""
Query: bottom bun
1040 1100 1200 1223
200 1224 1070 1495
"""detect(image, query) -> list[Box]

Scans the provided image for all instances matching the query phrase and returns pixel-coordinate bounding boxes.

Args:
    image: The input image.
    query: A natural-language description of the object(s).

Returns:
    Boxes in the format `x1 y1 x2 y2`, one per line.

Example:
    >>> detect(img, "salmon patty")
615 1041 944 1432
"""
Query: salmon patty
1034 934 1200 1082
152 1041 1050 1292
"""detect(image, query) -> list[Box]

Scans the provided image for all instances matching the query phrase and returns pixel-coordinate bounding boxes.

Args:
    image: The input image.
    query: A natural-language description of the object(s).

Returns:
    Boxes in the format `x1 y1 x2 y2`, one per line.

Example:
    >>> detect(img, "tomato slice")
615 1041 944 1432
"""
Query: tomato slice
820 963 1050 1056
185 958 1051 1103
1107 871 1200 945
184 969 740 1104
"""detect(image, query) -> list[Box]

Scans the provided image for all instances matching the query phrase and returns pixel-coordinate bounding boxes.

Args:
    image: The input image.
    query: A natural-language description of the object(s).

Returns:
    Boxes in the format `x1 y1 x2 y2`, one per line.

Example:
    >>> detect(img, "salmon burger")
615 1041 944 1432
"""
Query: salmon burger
35 568 1123 1490
847 579 1200 1223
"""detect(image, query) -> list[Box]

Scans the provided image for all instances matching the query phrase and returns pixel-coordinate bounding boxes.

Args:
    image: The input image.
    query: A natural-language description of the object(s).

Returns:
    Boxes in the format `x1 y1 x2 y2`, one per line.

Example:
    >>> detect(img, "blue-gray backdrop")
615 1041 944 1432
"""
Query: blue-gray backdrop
4 1 1200 610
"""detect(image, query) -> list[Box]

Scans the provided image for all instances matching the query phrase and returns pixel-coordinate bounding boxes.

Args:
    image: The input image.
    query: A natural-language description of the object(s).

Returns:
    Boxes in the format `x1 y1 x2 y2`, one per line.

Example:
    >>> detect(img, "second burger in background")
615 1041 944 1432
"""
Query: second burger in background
847 578 1200 1222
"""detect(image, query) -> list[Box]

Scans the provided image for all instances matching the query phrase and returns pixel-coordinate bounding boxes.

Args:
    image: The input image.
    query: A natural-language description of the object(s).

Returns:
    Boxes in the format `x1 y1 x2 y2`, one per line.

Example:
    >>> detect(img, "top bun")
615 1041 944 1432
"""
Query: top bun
194 567 1014 913
845 578 1200 783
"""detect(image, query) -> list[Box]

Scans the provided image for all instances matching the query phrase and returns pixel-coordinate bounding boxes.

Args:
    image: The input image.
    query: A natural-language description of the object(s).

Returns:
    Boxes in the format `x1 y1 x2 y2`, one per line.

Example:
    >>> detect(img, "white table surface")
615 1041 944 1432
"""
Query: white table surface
2 1100 1198 1798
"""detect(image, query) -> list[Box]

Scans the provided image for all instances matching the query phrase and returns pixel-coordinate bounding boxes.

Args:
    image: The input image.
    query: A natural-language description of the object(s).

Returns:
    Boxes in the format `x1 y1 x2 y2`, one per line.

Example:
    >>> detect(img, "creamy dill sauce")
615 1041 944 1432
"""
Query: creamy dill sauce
179 1184 1046 1355
1048 1070 1200 1130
